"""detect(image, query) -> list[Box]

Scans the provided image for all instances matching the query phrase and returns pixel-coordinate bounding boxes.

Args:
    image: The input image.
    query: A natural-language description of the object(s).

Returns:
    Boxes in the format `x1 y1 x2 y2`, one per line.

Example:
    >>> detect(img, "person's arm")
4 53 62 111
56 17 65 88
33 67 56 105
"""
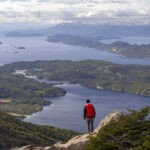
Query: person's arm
94 106 96 119
83 106 86 120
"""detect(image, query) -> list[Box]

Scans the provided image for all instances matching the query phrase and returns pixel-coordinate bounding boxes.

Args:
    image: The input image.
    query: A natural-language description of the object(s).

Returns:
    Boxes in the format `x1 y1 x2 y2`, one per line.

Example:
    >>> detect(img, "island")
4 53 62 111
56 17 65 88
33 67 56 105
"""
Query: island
1 60 150 97
47 34 150 59
17 46 26 49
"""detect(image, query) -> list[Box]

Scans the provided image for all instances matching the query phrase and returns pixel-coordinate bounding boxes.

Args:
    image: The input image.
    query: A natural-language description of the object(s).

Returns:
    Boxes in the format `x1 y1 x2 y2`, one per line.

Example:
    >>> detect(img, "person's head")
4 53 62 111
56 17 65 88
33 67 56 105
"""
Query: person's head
86 99 90 103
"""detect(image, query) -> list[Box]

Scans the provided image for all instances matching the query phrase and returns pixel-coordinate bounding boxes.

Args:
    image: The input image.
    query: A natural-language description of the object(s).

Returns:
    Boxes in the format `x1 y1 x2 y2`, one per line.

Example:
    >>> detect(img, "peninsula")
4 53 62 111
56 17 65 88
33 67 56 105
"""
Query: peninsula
47 34 150 59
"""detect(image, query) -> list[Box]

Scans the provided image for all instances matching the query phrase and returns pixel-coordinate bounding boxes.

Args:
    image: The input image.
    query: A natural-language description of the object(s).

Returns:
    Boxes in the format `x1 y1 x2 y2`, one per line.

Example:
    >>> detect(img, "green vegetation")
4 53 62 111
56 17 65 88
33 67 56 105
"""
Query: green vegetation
0 58 149 150
0 72 66 115
47 34 150 58
3 60 150 97
84 107 150 150
0 111 79 150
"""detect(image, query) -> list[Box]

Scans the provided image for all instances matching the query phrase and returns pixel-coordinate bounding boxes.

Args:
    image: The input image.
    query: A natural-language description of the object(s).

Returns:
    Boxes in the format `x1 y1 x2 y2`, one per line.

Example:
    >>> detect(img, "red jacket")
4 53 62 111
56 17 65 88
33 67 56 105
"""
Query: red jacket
84 103 96 119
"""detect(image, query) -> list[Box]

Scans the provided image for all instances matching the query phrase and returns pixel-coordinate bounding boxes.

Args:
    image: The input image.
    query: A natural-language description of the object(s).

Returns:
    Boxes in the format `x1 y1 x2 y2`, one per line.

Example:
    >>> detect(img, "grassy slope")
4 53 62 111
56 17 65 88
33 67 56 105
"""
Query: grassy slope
85 107 150 150
0 111 79 150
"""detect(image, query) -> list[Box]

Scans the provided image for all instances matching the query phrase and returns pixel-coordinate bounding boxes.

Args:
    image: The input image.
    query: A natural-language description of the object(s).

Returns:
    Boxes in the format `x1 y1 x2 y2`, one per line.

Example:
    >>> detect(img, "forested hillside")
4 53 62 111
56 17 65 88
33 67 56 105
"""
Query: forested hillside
3 60 150 97
85 107 150 150
0 111 79 150
0 72 66 116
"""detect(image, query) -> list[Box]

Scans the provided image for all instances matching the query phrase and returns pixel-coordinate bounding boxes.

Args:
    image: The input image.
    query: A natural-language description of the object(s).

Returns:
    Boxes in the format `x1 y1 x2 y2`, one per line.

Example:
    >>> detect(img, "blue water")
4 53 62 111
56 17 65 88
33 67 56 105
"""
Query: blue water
24 82 150 132
2 35 150 132
0 35 150 65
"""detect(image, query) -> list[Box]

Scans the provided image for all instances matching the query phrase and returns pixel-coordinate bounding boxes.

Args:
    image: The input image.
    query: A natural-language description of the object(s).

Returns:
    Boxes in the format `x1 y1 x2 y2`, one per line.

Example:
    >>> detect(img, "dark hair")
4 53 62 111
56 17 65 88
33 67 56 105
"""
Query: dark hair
86 99 90 103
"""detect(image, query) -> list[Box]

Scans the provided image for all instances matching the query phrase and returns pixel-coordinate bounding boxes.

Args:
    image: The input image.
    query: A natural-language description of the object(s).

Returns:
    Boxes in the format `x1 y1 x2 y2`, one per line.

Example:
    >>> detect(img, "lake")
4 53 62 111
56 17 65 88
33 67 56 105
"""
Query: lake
16 70 149 133
2 35 150 132
0 35 150 65
24 79 150 133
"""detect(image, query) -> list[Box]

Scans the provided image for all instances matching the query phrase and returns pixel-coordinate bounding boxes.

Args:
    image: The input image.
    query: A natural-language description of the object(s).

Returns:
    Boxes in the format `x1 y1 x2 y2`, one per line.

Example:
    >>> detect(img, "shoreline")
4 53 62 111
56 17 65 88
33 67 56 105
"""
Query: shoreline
16 69 150 98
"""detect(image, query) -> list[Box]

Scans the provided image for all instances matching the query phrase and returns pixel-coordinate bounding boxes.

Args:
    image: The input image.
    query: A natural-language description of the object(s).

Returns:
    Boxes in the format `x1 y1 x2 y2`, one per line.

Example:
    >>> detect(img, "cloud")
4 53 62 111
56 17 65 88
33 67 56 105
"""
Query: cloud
0 0 150 25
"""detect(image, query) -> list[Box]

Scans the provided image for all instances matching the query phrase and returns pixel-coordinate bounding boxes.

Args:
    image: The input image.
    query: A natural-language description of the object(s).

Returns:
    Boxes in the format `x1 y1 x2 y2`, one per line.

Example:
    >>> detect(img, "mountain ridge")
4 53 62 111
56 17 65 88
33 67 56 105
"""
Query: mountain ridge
5 23 150 37
11 107 150 150
11 111 124 150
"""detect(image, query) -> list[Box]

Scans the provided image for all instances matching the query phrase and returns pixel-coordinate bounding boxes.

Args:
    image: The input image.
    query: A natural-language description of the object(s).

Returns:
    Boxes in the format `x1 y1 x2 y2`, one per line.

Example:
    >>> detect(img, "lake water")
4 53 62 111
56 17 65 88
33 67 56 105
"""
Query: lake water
17 71 149 132
24 80 150 133
0 35 150 65
2 35 150 132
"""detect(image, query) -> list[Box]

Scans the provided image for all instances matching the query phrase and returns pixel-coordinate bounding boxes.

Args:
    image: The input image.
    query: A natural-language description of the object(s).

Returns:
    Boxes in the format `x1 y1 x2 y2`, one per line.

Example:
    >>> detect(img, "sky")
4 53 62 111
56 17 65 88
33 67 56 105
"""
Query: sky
0 0 150 25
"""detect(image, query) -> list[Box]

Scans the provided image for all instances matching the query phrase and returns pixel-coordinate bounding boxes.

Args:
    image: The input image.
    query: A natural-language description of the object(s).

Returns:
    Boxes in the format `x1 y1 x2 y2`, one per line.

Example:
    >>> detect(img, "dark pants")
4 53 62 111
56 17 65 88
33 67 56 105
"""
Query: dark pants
87 117 94 133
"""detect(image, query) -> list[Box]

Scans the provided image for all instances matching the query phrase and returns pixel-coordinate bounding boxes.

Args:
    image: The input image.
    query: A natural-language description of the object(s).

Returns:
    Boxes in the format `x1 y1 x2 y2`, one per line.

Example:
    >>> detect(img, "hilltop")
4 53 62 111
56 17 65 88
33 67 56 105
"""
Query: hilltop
12 107 150 150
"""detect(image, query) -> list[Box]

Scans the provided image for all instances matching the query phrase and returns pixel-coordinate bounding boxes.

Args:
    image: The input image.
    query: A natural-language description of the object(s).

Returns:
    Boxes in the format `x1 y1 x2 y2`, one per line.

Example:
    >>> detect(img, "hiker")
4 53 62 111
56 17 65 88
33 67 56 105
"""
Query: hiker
83 99 96 133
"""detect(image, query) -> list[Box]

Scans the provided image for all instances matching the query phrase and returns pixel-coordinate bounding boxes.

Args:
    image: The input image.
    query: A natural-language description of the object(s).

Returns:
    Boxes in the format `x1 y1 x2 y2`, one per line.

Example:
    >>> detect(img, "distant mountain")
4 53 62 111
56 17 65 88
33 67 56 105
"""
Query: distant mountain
45 23 150 37
6 23 150 38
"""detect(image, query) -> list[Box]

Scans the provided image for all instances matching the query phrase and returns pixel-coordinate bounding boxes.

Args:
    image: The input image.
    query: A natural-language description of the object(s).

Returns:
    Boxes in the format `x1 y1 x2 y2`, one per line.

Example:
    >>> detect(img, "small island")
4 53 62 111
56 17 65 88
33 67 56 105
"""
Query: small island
17 46 26 49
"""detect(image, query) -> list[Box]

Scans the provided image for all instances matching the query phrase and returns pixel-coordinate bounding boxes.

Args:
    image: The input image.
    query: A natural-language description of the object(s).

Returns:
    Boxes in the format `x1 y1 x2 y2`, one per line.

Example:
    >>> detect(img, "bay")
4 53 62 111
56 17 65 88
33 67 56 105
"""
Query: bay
24 81 150 133
18 71 149 133
0 35 150 65
2 35 150 132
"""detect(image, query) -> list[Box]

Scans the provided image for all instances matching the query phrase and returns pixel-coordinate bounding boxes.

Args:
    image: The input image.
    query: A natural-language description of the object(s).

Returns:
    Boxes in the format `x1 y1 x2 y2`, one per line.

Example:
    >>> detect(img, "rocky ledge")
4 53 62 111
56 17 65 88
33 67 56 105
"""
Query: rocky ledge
11 111 124 150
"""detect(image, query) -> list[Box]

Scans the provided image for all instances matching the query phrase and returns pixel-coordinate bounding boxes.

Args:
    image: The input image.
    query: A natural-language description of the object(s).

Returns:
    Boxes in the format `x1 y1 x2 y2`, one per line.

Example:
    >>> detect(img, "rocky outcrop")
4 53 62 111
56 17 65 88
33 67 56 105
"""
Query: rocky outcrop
11 145 51 150
11 111 124 150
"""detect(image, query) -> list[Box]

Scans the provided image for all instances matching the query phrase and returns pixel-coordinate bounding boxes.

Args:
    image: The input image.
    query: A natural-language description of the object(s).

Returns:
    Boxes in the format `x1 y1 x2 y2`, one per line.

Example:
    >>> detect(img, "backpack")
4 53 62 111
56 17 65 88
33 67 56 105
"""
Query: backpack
86 103 95 118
